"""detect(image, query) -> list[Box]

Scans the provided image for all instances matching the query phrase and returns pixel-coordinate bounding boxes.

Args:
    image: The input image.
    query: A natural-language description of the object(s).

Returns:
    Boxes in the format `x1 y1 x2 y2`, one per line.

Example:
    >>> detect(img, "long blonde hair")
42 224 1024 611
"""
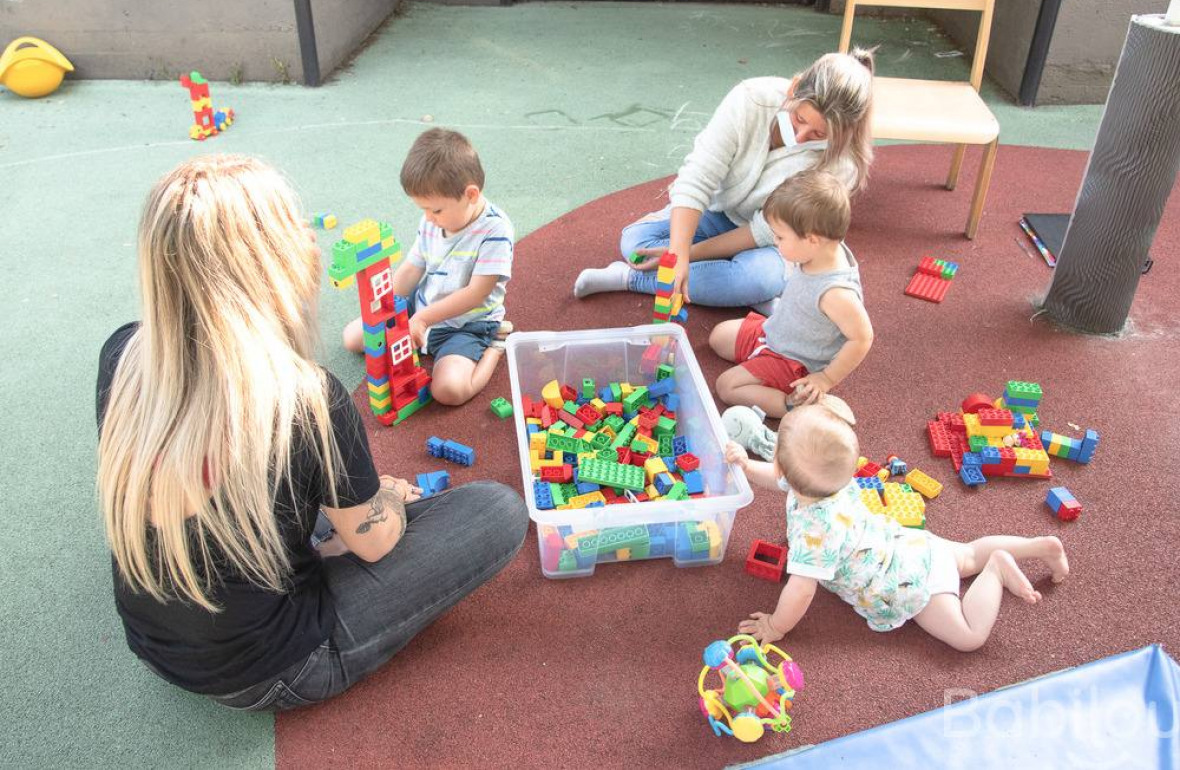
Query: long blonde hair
98 155 340 611
788 49 876 194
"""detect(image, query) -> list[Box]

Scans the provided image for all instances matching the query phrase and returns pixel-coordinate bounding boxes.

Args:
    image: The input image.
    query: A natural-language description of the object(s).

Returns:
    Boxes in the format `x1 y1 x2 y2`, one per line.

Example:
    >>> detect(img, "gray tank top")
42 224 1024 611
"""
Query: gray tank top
761 243 863 374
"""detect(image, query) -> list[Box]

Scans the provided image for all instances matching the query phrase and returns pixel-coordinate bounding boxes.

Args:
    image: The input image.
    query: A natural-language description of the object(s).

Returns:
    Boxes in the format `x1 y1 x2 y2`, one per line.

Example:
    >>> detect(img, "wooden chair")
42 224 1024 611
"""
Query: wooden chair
839 0 999 239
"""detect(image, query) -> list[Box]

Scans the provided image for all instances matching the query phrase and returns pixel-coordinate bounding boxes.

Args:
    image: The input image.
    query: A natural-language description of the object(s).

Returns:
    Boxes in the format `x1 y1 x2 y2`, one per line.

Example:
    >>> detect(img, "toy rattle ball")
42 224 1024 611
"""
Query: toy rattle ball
697 634 803 743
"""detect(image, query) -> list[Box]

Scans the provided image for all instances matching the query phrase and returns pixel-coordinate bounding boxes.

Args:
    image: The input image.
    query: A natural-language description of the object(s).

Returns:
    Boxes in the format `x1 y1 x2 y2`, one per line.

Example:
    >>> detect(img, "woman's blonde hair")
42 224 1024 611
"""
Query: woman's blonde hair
98 155 341 611
788 48 876 194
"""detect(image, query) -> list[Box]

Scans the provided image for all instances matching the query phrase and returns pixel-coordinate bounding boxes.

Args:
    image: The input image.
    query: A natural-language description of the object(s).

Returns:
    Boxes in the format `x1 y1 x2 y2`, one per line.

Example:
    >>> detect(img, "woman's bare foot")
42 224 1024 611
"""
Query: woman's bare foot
1034 536 1070 583
994 551 1042 604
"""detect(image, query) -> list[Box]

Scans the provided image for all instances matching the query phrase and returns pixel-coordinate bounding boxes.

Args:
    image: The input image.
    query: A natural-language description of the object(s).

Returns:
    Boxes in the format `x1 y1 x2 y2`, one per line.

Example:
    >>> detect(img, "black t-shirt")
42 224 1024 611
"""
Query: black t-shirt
96 323 380 695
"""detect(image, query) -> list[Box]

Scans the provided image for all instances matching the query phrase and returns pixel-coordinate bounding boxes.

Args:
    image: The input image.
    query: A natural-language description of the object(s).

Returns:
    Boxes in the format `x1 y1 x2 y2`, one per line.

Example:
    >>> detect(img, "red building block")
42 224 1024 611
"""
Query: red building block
978 408 1014 426
960 393 994 414
677 453 700 472
576 404 602 426
745 540 788 582
540 464 573 483
855 461 883 478
559 384 578 402
904 272 952 303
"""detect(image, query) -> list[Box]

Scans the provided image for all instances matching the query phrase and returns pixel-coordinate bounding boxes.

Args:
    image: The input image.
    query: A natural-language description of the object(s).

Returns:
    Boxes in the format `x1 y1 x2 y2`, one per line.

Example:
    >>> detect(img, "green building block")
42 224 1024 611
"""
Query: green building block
1005 380 1043 402
590 432 613 451
557 550 580 572
582 378 596 400
562 401 579 416
611 422 637 450
654 416 677 438
665 482 688 501
969 435 988 452
623 386 649 413
610 383 622 402
683 522 710 553
490 397 513 419
656 364 674 381
596 448 616 460
577 458 646 491
547 433 584 455
550 482 567 507
657 435 673 456
604 415 625 433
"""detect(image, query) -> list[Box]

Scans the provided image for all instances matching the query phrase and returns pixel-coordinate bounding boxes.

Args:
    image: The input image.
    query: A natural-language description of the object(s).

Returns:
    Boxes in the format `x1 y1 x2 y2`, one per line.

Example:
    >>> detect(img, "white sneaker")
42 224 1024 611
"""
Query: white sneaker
722 405 778 462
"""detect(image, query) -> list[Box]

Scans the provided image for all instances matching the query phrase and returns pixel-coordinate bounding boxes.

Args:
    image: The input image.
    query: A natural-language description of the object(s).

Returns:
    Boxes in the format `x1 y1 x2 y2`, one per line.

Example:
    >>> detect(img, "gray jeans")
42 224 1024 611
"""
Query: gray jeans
208 481 528 711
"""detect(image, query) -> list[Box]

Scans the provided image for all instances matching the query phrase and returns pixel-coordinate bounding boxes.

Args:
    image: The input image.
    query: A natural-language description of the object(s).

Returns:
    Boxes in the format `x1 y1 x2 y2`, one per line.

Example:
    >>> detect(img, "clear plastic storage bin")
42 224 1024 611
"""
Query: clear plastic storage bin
506 324 753 578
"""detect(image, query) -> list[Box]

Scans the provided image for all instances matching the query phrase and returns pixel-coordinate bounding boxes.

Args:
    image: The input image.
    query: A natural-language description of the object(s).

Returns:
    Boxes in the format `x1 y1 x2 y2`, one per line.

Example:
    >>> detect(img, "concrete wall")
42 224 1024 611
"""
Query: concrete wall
0 0 401 83
928 0 1158 105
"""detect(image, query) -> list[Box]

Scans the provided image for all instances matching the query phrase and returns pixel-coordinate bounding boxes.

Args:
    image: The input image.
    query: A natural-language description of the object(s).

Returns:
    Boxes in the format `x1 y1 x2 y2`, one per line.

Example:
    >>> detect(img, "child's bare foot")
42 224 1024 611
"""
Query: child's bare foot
994 551 1042 604
1034 536 1070 583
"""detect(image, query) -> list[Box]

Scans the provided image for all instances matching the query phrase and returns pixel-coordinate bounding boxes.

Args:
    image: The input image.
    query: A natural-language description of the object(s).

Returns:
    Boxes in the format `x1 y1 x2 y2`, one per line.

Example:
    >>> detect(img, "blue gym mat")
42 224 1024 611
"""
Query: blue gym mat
737 645 1179 769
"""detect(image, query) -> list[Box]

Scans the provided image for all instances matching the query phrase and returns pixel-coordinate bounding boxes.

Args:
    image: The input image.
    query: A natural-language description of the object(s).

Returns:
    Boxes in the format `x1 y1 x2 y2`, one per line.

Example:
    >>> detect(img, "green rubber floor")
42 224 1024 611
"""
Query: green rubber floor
0 2 1101 766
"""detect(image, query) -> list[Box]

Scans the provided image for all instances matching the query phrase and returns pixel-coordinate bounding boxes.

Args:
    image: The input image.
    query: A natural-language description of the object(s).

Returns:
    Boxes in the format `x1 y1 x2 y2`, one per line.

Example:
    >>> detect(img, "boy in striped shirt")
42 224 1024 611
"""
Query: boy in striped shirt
344 128 514 406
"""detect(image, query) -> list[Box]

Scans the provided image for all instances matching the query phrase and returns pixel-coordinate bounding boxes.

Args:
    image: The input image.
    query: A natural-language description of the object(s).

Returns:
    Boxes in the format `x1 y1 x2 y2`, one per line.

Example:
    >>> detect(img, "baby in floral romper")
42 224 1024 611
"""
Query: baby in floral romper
725 404 1070 652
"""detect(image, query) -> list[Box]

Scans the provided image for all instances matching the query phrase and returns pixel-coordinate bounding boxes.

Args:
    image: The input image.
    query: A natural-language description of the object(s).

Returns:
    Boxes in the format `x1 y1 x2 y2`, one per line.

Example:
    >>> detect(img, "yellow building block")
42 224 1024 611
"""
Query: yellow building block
541 380 564 409
568 491 607 509
344 218 379 245
617 548 632 561
620 383 634 396
859 490 886 514
646 484 661 499
670 293 684 316
644 457 669 482
702 520 723 560
530 432 548 453
904 469 943 499
590 398 606 411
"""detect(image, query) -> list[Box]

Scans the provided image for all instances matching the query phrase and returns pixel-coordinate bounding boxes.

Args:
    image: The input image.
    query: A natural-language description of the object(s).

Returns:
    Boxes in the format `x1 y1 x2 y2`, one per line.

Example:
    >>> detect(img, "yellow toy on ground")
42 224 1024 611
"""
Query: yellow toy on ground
0 37 74 98
698 634 804 743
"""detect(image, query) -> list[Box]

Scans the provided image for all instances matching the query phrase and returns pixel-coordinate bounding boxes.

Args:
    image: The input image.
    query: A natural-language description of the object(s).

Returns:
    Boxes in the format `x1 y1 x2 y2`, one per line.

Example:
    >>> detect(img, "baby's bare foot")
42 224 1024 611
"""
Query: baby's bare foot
995 551 1042 604
1035 536 1070 583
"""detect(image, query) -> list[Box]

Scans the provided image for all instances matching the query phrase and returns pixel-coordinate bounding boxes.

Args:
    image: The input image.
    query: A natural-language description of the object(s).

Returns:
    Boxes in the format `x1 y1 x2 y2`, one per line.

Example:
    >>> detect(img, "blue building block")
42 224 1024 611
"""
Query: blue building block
533 481 554 510
599 386 614 402
663 393 680 413
1012 413 1027 429
855 476 885 491
653 473 675 496
663 455 678 472
416 470 451 498
426 436 476 466
648 534 672 557
672 307 689 324
682 470 704 496
959 466 986 486
888 458 908 476
673 436 692 456
979 446 1002 465
1078 429 1100 464
647 378 675 398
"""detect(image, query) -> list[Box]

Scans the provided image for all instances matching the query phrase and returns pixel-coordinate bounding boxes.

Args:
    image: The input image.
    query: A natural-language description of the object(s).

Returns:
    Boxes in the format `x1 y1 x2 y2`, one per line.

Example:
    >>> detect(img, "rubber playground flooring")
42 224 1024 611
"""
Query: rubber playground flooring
0 2 1117 767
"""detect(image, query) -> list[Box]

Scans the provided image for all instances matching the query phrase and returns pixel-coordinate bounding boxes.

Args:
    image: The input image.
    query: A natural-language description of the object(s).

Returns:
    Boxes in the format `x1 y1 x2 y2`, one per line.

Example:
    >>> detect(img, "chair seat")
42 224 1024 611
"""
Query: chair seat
871 77 999 145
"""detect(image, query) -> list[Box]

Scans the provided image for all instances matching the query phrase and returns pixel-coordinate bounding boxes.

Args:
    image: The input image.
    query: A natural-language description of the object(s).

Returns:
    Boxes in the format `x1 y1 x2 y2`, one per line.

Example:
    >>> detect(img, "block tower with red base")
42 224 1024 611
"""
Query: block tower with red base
179 71 234 141
329 219 432 426
652 251 687 324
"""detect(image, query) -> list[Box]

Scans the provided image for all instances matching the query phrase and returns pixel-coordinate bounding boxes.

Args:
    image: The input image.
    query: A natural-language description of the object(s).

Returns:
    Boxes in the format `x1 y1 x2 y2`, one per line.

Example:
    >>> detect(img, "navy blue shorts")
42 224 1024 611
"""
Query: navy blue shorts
427 320 500 363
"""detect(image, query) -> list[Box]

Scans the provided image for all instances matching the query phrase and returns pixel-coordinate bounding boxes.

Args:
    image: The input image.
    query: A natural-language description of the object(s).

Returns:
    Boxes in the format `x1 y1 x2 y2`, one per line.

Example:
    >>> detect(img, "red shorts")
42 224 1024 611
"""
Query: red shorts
735 312 810 394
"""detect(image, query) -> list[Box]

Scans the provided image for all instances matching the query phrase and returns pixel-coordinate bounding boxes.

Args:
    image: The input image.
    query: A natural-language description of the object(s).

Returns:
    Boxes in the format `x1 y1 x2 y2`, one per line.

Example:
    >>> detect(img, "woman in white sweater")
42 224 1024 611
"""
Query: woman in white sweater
575 50 875 310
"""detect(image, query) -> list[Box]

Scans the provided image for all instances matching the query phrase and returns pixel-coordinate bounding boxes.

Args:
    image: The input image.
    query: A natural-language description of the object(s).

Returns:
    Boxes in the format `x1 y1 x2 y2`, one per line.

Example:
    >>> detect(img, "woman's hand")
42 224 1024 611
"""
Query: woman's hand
382 475 422 504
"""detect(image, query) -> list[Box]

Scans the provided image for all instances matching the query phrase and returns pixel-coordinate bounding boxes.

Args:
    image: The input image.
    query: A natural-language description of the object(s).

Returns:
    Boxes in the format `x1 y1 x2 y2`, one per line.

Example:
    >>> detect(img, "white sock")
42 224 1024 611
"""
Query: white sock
574 261 634 298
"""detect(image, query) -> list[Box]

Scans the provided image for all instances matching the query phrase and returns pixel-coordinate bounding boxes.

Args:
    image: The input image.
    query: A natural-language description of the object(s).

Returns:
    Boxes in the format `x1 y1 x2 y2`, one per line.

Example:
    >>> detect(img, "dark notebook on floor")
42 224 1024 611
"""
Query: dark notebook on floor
1024 213 1070 255
1019 212 1070 267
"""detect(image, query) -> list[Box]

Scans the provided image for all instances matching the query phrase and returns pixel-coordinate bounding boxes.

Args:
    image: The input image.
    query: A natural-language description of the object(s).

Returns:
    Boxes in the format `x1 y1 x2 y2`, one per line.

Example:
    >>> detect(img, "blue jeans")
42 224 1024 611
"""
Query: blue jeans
619 208 786 308
208 481 528 711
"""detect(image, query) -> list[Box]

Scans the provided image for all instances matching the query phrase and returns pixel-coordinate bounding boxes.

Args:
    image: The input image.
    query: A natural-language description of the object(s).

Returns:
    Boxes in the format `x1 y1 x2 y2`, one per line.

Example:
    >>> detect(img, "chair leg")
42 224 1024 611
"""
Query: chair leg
966 139 999 240
946 144 968 191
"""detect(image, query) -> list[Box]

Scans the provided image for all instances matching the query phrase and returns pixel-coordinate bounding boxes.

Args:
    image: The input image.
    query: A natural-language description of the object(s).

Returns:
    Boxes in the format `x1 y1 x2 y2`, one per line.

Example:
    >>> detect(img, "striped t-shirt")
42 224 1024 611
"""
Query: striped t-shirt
406 199 513 333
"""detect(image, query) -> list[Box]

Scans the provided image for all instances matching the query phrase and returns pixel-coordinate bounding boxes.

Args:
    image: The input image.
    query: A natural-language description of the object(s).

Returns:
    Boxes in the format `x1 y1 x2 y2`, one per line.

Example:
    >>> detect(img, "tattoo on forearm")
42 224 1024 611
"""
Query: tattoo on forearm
355 481 407 536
